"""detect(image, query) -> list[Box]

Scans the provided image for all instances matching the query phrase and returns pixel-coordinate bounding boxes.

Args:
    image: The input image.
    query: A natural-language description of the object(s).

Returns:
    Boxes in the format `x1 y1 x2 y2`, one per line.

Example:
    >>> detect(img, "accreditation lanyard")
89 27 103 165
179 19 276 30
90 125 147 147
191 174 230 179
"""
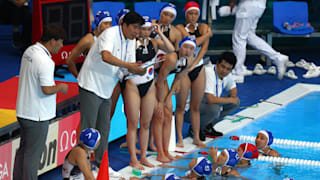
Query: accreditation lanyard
214 66 223 97
119 26 129 61
39 43 51 57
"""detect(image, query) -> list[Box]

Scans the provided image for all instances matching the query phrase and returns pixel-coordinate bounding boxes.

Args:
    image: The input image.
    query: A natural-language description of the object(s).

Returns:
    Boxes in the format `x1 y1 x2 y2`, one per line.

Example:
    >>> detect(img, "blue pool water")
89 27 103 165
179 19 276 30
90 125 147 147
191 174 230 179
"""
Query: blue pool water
148 92 320 179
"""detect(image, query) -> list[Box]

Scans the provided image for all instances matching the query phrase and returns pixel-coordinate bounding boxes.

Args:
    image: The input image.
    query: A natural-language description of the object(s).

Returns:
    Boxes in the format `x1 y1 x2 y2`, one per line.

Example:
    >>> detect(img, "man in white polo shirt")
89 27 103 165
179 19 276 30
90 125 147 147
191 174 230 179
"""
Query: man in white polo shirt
199 51 239 138
14 24 68 180
77 11 145 168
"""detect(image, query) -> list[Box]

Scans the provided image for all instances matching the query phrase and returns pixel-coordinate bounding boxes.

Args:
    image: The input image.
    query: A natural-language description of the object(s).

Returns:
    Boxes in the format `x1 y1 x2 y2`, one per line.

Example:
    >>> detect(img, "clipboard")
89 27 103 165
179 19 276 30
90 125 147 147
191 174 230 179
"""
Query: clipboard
124 59 166 80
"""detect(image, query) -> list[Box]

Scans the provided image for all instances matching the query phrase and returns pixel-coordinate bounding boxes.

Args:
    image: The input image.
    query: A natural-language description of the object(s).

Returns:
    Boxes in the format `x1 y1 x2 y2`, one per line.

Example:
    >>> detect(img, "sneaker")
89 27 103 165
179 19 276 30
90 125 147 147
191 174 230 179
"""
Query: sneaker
253 63 266 75
275 55 288 80
285 70 298 79
267 66 277 75
189 126 206 141
303 62 312 70
232 74 244 83
303 67 320 79
199 130 206 141
286 61 295 67
108 167 123 178
204 125 223 137
295 59 307 69
308 63 318 70
243 66 253 76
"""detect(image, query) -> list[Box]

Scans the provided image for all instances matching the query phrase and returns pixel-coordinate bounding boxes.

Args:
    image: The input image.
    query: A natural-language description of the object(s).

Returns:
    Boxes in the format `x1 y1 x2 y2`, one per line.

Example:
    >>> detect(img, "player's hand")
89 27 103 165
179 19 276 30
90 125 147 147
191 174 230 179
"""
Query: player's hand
153 24 161 34
231 97 240 105
127 63 146 75
154 102 164 120
58 83 68 94
209 146 218 158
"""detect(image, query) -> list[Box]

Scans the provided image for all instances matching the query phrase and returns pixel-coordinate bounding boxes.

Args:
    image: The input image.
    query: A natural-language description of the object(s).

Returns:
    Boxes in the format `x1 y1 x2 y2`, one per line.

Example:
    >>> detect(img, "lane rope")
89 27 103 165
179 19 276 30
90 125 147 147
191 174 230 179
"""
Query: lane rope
237 135 320 148
256 155 320 166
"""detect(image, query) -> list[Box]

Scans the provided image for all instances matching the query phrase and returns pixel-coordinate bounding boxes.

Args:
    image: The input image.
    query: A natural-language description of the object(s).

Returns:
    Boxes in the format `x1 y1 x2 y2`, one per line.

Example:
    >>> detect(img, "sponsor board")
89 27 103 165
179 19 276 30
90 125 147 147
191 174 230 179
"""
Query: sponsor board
10 138 20 179
0 142 11 180
38 121 59 175
57 112 80 165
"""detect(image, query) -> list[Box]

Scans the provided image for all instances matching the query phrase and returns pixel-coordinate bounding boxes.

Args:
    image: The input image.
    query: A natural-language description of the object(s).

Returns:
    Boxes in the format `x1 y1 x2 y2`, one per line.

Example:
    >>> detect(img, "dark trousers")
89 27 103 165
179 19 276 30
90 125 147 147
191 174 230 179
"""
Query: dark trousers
13 118 49 180
79 87 112 166
185 95 238 131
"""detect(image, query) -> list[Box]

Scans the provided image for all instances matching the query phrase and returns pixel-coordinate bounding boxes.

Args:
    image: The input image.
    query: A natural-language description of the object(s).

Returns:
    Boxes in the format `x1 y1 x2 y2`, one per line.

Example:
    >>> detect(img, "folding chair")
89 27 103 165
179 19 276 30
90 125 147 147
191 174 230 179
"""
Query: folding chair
92 1 125 28
273 1 314 35
134 1 168 20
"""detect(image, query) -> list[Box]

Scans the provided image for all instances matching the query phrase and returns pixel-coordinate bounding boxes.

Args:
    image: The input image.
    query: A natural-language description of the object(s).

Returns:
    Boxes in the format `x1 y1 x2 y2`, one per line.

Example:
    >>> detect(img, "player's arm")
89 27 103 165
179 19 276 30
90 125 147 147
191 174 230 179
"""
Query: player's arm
66 33 94 78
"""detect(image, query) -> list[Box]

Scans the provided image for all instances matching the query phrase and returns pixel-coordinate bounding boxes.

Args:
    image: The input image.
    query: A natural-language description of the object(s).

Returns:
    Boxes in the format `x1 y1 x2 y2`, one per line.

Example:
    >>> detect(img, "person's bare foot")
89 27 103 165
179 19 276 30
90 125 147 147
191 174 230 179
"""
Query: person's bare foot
165 151 177 161
130 161 144 170
148 144 157 152
136 148 141 154
141 157 155 168
192 139 206 148
175 155 185 159
156 154 171 163
176 140 184 148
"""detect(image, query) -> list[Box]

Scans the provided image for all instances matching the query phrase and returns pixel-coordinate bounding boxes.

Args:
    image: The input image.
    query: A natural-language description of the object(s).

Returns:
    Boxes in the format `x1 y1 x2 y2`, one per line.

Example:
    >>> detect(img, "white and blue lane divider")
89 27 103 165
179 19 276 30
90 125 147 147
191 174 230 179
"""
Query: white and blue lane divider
256 155 320 166
238 135 320 148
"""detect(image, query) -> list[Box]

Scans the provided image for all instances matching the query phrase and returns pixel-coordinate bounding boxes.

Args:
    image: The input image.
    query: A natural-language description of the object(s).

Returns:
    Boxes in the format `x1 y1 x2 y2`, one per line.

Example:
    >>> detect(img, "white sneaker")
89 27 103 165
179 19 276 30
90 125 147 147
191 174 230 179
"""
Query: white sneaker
285 70 298 79
243 65 253 76
232 74 244 83
267 66 277 75
108 167 123 178
296 59 307 69
308 63 318 70
253 63 266 75
275 55 288 80
286 61 295 67
302 64 320 78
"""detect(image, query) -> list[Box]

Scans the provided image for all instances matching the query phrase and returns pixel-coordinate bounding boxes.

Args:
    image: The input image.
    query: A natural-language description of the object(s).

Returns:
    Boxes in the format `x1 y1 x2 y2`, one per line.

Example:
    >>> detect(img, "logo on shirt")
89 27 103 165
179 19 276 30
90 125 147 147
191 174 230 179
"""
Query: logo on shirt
148 67 153 75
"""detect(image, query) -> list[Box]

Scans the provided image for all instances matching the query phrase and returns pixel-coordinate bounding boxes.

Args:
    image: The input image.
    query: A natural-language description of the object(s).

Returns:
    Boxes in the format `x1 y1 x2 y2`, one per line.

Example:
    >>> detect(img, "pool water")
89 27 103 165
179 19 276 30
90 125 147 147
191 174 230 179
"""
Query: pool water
147 92 320 180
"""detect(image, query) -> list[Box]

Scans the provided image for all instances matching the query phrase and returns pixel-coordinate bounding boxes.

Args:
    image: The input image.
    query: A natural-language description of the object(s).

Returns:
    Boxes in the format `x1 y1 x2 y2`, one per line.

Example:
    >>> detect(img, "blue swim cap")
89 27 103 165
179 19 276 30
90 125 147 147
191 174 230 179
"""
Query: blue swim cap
142 16 152 27
192 157 212 176
165 173 180 180
223 149 240 167
94 10 112 30
179 36 196 48
160 3 177 19
80 128 101 149
259 130 274 147
115 9 130 25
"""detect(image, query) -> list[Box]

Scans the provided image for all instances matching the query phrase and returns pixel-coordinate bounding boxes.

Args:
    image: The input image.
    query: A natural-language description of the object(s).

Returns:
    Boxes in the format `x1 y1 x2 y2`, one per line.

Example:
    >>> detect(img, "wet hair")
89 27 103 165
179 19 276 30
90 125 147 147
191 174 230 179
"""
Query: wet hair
122 11 145 26
41 24 66 43
217 51 237 69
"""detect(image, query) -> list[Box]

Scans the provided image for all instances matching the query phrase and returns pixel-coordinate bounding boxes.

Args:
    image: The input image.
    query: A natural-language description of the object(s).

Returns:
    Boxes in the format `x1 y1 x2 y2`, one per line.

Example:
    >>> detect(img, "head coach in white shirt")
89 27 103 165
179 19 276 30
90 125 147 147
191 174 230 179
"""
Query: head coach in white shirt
192 52 239 139
13 24 68 180
77 11 145 167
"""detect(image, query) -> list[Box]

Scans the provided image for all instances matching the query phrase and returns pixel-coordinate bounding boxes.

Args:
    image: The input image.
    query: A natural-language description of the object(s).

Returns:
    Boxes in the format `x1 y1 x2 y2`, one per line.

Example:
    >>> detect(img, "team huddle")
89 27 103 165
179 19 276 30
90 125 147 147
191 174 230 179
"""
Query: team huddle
14 1 286 180
62 1 281 179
